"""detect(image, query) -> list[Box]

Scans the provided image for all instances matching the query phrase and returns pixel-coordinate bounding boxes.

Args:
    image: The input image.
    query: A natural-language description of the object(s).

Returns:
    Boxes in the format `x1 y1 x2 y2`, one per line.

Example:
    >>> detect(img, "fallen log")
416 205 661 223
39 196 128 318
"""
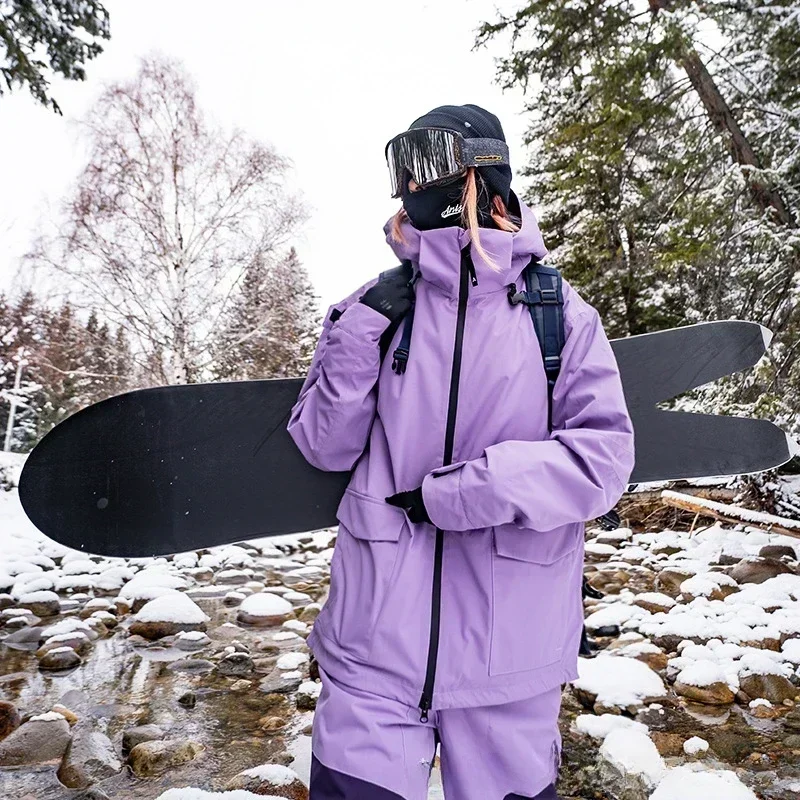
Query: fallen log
661 490 800 541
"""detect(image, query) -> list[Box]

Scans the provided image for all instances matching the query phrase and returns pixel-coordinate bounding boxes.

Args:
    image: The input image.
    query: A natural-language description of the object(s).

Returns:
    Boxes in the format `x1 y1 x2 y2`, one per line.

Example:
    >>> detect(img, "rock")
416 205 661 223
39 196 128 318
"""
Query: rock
708 729 754 762
296 681 322 711
0 700 21 741
674 681 735 705
632 593 676 615
217 652 255 676
225 763 309 799
0 593 13 610
128 593 209 640
740 673 799 704
758 544 796 560
259 716 288 732
0 713 72 765
51 704 79 725
175 630 211 651
17 590 61 617
128 738 204 776
298 603 322 623
167 658 215 675
598 727 666 797
38 646 82 671
58 726 122 788
122 724 165 754
73 789 111 800
650 731 685 757
37 632 91 656
656 568 696 597
237 592 294 626
728 557 796 585
3 625 44 644
178 691 197 709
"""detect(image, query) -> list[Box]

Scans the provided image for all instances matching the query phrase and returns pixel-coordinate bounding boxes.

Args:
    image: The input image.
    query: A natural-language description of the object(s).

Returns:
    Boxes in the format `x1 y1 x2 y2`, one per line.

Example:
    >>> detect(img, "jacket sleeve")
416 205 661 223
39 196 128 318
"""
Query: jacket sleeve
420 302 635 532
287 278 392 472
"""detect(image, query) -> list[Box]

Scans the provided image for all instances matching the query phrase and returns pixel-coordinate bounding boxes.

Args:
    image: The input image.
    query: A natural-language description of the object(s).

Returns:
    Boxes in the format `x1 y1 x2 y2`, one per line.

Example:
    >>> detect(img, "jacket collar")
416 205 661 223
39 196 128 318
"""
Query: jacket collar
383 190 548 298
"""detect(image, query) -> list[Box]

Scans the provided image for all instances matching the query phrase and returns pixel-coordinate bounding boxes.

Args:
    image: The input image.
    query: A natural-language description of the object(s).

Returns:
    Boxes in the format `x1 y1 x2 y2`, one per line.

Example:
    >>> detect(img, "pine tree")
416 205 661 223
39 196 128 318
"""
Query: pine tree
477 0 800 431
213 247 320 381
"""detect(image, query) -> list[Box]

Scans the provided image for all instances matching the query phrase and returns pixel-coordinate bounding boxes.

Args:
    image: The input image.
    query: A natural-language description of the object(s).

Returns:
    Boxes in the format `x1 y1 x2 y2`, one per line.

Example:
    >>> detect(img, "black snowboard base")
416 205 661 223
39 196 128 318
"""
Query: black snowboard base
19 320 795 557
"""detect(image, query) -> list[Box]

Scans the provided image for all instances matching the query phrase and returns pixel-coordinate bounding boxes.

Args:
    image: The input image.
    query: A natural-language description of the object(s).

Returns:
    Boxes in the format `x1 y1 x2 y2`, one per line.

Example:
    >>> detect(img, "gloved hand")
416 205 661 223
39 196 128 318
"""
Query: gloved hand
385 486 432 524
359 273 413 323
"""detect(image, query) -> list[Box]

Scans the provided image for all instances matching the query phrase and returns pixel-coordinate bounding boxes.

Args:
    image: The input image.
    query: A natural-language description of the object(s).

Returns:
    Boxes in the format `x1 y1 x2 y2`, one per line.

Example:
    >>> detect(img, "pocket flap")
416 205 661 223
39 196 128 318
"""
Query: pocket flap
336 488 407 542
493 522 581 565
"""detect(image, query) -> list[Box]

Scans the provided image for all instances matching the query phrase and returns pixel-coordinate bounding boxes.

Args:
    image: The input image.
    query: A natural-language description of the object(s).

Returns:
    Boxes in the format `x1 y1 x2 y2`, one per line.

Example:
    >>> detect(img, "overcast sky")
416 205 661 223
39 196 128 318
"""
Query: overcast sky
0 0 536 312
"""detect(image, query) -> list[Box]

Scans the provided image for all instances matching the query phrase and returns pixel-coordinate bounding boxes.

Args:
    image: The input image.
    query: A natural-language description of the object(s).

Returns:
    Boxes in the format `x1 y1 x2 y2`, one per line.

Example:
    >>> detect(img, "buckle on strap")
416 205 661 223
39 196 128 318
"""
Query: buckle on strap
506 284 561 306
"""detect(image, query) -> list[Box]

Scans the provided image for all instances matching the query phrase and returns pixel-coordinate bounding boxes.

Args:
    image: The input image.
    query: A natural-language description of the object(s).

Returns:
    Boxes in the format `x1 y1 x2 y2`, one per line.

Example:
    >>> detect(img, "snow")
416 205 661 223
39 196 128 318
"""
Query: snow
573 656 665 707
239 592 293 617
17 589 59 603
675 660 730 689
574 714 649 740
236 763 299 784
30 711 69 722
134 593 209 624
276 652 309 670
650 766 757 799
599 728 666 788
683 737 709 755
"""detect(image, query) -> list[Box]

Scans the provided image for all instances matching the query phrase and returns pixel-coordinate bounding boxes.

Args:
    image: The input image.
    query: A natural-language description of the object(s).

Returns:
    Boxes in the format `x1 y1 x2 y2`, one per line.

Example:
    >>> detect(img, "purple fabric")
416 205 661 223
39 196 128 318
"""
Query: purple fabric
287 198 635 712
311 665 562 800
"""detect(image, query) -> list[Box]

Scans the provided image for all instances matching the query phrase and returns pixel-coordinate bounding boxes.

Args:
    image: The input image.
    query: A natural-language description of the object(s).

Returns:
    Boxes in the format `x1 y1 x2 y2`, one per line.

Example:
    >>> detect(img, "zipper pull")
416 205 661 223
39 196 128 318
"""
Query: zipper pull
419 693 431 723
467 260 478 287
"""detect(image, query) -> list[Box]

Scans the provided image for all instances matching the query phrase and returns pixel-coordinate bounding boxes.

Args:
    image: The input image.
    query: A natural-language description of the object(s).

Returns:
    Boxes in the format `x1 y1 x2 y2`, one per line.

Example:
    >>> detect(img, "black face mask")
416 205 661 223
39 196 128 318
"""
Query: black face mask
401 174 495 231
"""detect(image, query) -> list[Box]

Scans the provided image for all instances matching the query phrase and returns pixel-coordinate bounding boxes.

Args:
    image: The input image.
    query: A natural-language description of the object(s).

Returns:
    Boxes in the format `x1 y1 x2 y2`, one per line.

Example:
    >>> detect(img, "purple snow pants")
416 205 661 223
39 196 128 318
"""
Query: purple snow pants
310 666 562 800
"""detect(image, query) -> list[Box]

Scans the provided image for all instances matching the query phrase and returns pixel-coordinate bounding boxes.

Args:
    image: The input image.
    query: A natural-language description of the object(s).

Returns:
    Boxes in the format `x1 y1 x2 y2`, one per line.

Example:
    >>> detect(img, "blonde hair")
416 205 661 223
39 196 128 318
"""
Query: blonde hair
389 168 521 272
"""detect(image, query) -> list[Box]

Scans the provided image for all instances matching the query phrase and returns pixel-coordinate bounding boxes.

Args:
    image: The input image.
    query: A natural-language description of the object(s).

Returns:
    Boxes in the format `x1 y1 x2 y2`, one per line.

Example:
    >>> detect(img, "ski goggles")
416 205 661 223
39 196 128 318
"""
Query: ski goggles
384 127 510 198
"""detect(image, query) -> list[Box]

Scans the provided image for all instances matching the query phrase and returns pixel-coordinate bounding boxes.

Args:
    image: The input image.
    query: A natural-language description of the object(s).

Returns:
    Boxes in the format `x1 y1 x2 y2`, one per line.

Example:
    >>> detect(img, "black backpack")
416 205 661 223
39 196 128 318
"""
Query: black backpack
376 258 619 657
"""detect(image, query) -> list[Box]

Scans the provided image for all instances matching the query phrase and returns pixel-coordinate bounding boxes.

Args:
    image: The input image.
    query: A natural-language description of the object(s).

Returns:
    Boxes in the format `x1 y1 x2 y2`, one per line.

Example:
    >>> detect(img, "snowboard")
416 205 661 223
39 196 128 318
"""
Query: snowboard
18 320 796 558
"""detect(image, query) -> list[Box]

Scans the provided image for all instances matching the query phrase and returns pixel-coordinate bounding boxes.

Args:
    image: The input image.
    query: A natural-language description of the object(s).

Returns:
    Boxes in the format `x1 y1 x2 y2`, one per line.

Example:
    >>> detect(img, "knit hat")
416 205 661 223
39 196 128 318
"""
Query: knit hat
407 104 513 207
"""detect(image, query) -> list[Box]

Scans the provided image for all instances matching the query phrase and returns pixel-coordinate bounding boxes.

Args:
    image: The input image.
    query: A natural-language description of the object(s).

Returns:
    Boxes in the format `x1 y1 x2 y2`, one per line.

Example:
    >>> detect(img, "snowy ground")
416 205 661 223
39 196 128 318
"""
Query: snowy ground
2 451 800 798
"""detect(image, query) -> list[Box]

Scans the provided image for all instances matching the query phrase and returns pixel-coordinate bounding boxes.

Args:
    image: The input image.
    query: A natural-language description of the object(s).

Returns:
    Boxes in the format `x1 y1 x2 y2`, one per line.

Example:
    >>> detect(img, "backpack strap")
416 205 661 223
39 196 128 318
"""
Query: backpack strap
507 259 565 431
377 260 416 371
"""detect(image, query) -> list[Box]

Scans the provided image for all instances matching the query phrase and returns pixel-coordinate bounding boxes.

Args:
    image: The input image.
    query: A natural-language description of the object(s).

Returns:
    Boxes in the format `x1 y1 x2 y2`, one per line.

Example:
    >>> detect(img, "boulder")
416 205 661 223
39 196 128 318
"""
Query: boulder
128 738 204 777
728 557 796 585
740 673 799 705
38 647 82 671
237 592 294 627
58 726 122 788
225 762 309 798
0 713 72 766
674 681 735 706
122 724 165 754
0 700 21 741
129 593 209 640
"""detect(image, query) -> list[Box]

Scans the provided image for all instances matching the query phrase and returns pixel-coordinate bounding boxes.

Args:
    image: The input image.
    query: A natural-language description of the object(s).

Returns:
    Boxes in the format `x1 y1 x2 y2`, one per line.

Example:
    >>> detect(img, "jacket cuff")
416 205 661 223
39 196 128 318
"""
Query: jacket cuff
335 301 393 344
421 461 469 530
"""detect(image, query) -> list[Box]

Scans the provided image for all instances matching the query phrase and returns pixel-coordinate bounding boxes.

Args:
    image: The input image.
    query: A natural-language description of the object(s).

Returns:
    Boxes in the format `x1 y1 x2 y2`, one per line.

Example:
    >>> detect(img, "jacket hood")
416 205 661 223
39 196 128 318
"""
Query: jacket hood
383 189 549 297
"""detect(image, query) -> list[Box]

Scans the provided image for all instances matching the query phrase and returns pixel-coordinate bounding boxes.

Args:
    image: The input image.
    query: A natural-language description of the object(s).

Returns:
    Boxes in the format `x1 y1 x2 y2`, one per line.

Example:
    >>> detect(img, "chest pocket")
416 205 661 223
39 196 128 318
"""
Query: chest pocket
489 522 584 676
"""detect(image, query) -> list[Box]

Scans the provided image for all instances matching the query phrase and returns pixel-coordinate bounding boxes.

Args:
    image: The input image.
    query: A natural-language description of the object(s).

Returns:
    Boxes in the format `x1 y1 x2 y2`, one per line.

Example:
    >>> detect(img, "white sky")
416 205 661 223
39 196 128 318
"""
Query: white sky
0 0 536 313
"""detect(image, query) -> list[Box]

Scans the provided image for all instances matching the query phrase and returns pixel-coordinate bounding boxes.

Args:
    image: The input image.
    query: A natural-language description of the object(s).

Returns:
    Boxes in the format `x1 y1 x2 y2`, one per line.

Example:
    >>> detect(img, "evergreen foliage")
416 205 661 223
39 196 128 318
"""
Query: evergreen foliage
477 0 800 433
0 0 110 113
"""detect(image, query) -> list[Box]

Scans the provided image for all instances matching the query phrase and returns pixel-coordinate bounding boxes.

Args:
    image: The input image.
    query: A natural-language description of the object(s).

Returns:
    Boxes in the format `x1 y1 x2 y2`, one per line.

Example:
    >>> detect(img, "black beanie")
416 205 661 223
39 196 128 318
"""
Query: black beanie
408 104 513 207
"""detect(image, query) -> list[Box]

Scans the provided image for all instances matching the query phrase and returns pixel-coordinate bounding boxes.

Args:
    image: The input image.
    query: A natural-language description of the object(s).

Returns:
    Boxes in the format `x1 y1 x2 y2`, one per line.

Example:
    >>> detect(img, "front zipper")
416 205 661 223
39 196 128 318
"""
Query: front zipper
418 245 474 723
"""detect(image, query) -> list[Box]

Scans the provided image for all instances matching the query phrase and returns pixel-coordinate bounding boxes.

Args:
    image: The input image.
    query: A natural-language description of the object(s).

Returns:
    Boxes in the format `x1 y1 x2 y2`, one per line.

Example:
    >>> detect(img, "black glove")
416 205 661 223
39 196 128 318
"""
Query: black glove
359 274 413 323
385 486 432 524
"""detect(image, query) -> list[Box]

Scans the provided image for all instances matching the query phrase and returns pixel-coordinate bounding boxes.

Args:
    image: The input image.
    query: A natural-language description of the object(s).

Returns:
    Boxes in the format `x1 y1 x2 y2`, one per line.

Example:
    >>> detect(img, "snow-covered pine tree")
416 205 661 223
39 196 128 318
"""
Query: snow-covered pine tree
477 0 800 433
212 247 320 381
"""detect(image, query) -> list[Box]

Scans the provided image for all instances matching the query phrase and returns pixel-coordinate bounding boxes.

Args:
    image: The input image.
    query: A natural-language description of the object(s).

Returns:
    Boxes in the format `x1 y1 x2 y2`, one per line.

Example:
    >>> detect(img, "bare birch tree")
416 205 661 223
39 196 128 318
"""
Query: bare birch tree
31 55 308 385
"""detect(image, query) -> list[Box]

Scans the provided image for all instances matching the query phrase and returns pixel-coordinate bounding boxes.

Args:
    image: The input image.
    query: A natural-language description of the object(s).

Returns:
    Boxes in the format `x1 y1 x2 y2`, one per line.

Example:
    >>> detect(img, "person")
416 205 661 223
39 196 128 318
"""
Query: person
287 104 635 800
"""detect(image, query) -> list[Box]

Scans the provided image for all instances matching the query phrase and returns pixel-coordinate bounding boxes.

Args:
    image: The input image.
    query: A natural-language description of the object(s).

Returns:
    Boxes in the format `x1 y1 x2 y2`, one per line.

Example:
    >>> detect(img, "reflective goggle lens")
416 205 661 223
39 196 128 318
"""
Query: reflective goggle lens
385 128 464 198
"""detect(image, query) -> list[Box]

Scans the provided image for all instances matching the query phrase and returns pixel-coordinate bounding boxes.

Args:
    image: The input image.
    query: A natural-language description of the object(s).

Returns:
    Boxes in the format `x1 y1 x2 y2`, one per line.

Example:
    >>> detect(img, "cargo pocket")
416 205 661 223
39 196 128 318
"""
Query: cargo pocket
324 487 407 663
489 522 583 676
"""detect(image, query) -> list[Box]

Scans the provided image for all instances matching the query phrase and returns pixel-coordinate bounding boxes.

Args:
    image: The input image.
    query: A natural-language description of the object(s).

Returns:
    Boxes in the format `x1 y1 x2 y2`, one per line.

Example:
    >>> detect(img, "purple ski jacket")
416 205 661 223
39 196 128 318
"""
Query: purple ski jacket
287 197 635 713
